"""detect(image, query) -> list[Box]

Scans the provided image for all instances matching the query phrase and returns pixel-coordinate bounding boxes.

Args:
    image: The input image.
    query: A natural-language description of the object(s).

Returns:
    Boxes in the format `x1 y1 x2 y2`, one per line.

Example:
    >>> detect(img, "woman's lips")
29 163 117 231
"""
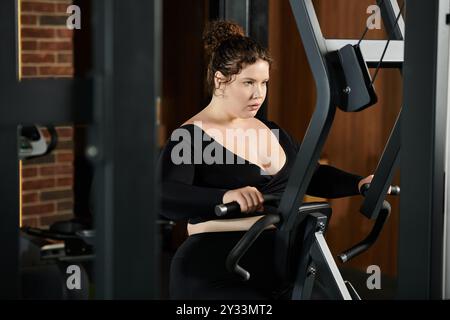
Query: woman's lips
248 104 261 110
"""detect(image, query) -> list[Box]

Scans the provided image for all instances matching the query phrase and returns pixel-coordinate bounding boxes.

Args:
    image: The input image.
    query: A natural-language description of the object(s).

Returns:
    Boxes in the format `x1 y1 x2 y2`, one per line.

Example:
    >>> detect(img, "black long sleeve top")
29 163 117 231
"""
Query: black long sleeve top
158 120 362 224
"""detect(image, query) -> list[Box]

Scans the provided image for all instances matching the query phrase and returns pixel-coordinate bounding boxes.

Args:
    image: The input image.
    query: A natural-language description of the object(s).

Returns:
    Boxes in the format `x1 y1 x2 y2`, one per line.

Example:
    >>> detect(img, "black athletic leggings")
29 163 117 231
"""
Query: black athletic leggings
169 229 291 300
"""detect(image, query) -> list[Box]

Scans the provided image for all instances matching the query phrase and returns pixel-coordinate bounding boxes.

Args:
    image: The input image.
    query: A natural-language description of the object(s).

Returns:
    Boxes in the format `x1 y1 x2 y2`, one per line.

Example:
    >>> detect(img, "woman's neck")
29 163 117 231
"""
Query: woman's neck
204 97 243 125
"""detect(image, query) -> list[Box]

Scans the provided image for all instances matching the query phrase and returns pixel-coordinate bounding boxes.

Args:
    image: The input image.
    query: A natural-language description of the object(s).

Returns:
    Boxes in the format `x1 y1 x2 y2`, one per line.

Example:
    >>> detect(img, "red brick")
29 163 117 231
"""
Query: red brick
40 165 73 176
22 40 37 50
22 167 38 178
23 203 55 216
40 15 68 26
56 29 73 38
22 178 55 191
38 41 72 51
56 127 73 138
22 66 38 77
21 216 40 228
56 3 72 13
22 153 55 165
22 28 54 38
55 140 74 151
39 66 73 76
57 201 73 211
21 15 37 25
57 53 72 63
56 152 74 162
22 53 55 63
57 177 73 187
22 2 55 13
41 189 72 201
22 192 39 204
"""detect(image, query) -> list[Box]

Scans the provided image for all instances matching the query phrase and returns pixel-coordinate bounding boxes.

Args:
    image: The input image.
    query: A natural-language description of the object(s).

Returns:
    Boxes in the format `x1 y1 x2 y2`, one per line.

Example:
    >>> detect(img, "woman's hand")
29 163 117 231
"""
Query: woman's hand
358 174 392 194
222 186 264 213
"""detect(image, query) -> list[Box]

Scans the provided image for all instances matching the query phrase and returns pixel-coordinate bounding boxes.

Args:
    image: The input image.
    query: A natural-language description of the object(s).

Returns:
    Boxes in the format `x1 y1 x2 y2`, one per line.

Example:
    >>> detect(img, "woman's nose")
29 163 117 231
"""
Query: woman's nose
253 86 264 98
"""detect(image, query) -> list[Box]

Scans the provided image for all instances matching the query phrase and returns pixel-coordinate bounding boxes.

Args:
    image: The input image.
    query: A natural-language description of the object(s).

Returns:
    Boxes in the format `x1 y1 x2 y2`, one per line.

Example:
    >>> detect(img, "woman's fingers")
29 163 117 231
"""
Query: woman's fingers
241 191 254 212
256 189 264 203
254 189 264 212
222 186 265 213
248 191 260 211
238 187 264 213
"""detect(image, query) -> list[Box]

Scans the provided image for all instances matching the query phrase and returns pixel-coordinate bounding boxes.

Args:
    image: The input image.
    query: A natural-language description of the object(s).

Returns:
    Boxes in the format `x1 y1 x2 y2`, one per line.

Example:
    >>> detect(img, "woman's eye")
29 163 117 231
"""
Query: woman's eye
245 81 253 85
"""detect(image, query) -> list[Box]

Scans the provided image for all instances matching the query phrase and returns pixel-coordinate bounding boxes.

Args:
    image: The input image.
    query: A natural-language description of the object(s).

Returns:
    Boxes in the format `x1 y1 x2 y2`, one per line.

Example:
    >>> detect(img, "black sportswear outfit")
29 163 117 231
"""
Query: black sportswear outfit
159 120 362 299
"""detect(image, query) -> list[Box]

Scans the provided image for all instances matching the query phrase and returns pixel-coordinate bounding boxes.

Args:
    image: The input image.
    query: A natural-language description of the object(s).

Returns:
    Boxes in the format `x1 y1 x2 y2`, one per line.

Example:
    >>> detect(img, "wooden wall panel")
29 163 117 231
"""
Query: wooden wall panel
161 0 209 142
268 0 315 139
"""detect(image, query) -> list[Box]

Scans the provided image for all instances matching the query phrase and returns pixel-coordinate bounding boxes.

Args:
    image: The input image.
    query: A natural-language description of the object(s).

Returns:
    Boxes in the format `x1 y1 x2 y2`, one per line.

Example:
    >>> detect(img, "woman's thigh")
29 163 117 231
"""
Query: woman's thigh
169 230 279 300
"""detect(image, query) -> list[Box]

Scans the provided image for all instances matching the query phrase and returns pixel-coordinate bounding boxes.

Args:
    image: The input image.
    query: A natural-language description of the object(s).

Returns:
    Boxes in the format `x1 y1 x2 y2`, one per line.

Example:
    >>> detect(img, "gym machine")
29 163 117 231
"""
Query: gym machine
215 0 404 299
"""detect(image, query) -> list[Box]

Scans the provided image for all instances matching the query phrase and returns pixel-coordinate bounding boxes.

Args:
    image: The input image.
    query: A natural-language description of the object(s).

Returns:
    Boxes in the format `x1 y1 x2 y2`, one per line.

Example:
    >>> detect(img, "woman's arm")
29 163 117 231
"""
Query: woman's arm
269 120 364 198
307 164 363 198
158 128 228 221
161 180 228 220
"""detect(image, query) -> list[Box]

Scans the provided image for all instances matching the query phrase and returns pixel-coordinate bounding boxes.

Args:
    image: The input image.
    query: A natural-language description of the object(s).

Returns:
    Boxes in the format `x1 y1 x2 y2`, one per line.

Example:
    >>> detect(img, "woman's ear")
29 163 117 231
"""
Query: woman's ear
214 71 227 95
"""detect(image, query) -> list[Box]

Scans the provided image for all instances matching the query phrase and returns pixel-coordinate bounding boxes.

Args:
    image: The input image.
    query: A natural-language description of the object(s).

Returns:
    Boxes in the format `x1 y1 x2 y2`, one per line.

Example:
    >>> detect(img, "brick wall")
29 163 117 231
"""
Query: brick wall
20 0 75 228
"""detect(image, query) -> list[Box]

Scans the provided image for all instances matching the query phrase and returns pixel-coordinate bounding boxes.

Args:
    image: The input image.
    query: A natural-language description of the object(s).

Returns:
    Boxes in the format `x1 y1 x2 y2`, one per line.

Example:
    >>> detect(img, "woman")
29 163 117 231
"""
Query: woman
159 20 372 299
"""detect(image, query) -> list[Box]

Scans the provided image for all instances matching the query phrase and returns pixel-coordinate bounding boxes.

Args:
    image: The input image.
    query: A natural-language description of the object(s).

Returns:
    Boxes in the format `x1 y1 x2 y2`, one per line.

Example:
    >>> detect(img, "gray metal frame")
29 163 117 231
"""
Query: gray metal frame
90 0 161 299
288 0 450 300
399 0 449 299
280 0 405 299
360 0 404 219
210 0 268 44
292 210 353 299
0 0 20 299
274 0 337 292
445 39 450 299
377 0 405 40
325 40 403 67
0 0 160 299
217 0 250 33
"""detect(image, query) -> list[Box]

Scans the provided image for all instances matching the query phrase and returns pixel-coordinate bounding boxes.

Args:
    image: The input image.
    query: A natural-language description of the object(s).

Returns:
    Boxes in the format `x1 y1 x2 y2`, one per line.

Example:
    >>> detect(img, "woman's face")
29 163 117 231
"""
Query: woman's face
215 59 270 119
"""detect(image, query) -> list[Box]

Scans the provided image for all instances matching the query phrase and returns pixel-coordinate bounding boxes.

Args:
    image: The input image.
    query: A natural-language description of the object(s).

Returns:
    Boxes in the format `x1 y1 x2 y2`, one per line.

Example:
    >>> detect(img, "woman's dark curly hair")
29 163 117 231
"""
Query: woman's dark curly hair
203 20 273 96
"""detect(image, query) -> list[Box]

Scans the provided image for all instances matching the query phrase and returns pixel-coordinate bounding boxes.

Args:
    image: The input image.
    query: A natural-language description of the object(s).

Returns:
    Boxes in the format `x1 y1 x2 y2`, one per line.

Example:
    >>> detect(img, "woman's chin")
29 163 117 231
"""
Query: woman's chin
243 109 259 118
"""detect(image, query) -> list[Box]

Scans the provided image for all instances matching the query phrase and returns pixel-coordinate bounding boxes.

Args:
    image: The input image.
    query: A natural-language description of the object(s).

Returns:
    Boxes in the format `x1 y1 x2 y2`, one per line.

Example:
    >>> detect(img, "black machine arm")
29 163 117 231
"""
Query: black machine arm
338 183 400 263
215 194 280 217
218 182 400 280
214 195 281 281
225 213 280 281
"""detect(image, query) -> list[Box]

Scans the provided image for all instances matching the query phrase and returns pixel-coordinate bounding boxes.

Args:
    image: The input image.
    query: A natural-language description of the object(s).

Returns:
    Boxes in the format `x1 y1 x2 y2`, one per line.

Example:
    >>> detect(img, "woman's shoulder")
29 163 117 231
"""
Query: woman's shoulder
252 117 284 133
180 109 214 127
177 114 218 136
163 117 210 151
257 118 280 129
180 117 202 128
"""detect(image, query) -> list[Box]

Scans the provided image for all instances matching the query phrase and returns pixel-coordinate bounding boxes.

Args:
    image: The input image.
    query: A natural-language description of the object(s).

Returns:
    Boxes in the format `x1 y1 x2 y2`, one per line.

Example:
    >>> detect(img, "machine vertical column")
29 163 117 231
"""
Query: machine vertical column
400 0 450 299
0 0 20 299
92 0 161 299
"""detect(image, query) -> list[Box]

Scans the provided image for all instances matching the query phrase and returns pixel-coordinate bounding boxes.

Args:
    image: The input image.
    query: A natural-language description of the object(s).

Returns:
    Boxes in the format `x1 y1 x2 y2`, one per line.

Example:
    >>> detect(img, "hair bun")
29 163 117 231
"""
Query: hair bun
203 20 245 56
